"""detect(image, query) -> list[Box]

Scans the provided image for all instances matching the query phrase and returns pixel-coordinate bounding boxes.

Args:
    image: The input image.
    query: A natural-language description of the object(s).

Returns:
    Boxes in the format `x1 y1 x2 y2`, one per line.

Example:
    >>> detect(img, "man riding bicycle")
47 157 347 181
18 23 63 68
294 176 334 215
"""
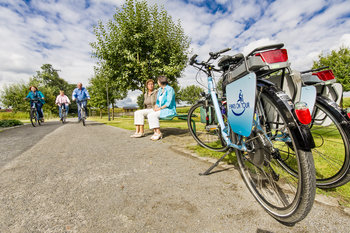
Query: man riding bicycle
55 90 71 121
72 82 90 122
25 86 45 121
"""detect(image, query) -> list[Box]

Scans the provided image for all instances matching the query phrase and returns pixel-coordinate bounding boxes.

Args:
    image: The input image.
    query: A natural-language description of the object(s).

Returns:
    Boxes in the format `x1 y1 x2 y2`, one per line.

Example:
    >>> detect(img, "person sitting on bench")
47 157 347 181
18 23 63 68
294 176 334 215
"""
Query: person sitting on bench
130 79 158 138
147 75 176 141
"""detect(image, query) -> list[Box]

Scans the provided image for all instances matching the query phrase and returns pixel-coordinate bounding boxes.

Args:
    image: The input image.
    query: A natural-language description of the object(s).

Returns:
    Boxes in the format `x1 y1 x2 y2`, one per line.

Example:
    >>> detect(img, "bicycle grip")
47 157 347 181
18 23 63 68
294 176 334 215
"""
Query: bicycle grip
218 48 231 54
189 54 198 65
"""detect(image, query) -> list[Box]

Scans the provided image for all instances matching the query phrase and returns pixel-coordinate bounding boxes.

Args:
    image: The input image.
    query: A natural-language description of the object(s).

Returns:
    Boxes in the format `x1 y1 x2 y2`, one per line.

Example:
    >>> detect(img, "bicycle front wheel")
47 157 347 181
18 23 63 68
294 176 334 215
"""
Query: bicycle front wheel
81 108 86 126
187 101 228 152
236 88 316 225
62 108 67 124
30 108 38 127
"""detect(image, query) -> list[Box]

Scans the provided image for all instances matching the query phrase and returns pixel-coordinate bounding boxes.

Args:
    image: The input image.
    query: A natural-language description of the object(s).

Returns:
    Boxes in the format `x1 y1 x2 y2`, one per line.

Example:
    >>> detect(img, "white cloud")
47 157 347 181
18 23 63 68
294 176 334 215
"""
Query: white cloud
1 0 350 106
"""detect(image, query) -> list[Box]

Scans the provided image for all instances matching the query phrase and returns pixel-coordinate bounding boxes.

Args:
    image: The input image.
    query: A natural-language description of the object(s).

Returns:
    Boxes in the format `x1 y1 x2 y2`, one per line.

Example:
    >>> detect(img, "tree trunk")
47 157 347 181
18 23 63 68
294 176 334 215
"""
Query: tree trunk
100 108 102 119
112 100 115 120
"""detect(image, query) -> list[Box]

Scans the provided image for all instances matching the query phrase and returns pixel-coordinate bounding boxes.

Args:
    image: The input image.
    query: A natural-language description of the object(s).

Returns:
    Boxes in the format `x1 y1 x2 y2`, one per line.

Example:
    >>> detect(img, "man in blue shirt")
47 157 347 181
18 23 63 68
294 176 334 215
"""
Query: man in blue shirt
72 82 90 122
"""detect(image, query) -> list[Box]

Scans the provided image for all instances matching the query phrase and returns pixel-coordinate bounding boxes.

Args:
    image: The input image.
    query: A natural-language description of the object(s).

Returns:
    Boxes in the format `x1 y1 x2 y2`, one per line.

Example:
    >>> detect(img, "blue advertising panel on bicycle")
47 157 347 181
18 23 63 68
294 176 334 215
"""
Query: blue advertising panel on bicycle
226 72 256 137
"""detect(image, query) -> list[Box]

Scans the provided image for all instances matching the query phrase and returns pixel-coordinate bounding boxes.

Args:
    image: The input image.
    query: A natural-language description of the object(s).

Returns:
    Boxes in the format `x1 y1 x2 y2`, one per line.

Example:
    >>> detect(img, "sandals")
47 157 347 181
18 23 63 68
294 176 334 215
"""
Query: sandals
150 133 163 141
130 132 145 138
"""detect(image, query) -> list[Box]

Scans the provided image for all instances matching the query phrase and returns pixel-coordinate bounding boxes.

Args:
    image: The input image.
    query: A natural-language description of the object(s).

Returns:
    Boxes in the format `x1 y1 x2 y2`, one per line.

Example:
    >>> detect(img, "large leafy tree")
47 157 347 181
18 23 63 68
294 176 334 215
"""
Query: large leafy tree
312 46 350 91
88 67 128 116
90 0 190 96
179 85 204 105
29 64 70 113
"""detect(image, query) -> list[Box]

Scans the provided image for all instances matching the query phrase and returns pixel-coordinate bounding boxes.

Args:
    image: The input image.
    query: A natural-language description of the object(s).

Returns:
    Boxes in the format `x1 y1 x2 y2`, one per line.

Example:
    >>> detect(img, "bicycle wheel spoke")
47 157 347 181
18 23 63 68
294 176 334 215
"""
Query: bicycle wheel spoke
313 149 343 167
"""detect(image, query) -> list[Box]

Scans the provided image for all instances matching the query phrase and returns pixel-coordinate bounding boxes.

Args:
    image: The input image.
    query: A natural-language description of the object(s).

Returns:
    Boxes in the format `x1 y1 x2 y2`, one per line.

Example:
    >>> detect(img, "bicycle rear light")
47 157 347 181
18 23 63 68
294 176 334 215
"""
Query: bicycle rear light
312 69 335 81
294 102 312 125
255 49 288 64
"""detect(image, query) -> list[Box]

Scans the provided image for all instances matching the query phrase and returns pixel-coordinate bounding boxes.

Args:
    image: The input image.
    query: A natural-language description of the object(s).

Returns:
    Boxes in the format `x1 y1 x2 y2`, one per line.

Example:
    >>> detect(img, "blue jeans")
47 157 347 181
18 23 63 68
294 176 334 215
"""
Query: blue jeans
77 100 87 119
31 101 43 119
58 104 69 118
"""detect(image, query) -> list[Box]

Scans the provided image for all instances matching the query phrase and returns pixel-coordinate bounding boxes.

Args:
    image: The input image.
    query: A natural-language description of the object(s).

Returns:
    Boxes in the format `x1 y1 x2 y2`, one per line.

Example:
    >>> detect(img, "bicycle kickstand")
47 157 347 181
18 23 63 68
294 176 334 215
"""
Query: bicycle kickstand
199 148 233 176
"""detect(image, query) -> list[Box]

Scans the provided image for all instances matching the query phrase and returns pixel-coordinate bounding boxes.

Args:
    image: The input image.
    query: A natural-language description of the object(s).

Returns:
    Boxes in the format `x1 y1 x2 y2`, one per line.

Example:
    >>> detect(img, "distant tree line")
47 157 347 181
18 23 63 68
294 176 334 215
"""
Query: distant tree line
0 64 77 114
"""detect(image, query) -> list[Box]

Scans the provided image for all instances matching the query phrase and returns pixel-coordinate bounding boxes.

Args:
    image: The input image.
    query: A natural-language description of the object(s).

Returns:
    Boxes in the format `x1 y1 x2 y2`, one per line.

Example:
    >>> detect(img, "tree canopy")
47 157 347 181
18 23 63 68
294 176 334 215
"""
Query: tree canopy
312 46 350 91
90 0 190 95
179 85 204 105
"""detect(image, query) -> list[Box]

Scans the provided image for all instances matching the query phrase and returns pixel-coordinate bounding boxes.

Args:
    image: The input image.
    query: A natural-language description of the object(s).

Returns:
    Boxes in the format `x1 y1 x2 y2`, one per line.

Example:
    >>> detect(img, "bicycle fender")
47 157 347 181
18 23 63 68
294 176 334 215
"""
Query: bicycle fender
317 96 350 127
258 80 315 151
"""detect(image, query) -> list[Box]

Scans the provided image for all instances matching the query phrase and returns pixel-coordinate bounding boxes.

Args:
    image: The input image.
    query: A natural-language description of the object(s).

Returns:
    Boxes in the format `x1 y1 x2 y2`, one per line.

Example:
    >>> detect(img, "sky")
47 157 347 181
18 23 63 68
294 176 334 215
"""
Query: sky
1 0 350 106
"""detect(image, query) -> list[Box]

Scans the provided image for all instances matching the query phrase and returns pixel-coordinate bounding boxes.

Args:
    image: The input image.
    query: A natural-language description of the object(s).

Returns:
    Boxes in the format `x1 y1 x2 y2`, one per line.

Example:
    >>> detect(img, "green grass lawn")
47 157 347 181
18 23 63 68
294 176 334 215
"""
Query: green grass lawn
343 97 350 108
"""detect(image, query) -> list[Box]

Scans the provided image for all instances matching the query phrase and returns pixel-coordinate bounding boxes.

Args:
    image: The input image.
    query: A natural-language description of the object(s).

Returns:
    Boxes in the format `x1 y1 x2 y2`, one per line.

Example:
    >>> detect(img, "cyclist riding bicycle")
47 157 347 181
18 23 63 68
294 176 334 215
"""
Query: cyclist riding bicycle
55 90 71 121
72 82 90 122
25 86 45 121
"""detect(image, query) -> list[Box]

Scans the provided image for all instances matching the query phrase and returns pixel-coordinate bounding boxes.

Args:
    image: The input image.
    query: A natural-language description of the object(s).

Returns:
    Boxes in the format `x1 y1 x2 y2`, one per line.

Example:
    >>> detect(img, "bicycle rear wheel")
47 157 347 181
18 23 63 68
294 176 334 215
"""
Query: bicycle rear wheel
309 96 350 188
187 101 228 152
235 88 316 225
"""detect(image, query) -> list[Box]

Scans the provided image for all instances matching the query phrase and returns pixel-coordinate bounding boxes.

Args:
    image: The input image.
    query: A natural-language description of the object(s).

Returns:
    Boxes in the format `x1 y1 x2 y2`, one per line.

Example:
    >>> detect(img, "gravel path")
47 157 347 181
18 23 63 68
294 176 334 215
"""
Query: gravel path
0 120 349 232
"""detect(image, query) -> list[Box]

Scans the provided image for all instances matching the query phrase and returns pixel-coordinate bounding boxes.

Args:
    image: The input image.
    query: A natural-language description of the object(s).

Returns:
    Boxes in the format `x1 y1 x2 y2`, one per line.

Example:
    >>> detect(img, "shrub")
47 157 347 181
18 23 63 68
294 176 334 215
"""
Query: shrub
0 119 23 128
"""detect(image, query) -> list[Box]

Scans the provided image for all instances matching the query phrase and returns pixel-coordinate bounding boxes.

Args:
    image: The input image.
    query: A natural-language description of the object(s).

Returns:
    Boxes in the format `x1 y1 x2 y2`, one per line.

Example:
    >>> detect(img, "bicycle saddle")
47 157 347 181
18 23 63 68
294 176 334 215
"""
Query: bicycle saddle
218 53 244 70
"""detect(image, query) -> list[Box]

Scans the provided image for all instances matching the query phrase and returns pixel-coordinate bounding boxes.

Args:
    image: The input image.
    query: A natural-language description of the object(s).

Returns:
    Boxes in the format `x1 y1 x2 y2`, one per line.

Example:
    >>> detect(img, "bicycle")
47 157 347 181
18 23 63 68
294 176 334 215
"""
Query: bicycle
76 99 87 126
188 45 316 225
28 99 41 127
300 67 350 188
264 61 350 188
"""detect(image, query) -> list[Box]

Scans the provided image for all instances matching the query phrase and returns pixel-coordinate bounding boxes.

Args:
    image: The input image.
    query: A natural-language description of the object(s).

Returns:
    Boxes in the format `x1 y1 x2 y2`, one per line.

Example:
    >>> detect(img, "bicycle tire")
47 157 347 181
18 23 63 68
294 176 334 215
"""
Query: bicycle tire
30 108 38 127
309 96 350 188
81 108 86 126
235 88 316 225
187 101 228 152
62 107 66 124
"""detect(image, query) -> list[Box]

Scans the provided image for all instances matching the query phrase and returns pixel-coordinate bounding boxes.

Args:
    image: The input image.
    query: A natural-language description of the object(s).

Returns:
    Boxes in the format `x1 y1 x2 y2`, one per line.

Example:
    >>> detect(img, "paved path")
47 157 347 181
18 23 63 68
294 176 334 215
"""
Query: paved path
0 120 349 232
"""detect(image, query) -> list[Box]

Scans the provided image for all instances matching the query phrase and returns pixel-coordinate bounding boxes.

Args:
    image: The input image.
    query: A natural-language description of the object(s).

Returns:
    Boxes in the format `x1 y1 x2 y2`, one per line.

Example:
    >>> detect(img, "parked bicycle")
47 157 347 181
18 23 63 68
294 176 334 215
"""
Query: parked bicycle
263 58 350 188
188 45 316 225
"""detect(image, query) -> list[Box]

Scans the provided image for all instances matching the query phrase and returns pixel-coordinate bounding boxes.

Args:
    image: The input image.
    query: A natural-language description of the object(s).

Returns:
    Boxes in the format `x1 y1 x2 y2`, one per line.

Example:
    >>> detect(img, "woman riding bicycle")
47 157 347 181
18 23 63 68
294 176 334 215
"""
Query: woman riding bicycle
55 90 71 121
25 86 45 121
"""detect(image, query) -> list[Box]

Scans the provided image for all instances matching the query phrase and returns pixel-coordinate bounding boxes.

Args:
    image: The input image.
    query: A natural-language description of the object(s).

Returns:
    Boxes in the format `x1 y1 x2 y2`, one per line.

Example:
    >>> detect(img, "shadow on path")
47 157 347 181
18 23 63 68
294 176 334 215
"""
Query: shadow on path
0 121 63 168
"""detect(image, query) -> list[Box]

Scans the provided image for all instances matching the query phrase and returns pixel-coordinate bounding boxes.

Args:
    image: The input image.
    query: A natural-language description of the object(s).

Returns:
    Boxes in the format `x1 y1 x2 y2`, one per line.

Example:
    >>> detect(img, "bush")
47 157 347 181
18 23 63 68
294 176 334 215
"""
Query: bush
0 119 23 128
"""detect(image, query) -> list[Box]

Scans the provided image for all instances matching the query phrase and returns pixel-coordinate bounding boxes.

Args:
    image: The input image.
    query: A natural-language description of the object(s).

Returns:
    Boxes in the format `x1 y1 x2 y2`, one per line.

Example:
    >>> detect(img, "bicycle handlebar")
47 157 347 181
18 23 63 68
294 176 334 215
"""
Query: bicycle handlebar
76 99 88 102
209 47 231 58
300 66 329 74
189 47 231 69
